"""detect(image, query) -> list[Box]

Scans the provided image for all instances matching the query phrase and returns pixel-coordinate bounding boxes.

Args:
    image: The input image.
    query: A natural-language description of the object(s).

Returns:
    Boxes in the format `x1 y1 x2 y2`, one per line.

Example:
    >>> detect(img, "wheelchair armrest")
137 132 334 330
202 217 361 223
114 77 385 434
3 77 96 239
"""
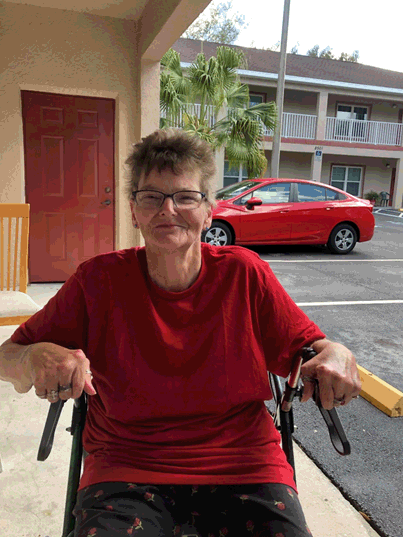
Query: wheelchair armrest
37 399 66 461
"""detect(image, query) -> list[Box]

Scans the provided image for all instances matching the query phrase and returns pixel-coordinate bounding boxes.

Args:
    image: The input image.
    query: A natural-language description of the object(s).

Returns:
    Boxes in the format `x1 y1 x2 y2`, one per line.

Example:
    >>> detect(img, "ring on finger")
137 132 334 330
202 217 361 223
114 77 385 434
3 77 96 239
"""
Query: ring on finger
48 390 59 399
59 384 72 392
333 396 346 406
85 369 93 379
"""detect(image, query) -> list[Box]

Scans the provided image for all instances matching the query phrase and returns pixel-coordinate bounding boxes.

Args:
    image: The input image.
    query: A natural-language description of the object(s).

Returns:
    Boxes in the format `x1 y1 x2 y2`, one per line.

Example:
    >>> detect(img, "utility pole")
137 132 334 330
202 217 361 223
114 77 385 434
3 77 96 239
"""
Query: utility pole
271 0 291 178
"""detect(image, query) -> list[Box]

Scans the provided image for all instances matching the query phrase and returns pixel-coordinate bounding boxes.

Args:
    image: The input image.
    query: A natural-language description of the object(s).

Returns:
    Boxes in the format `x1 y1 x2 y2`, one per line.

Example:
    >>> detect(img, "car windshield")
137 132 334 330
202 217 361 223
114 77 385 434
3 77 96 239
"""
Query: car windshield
215 181 258 200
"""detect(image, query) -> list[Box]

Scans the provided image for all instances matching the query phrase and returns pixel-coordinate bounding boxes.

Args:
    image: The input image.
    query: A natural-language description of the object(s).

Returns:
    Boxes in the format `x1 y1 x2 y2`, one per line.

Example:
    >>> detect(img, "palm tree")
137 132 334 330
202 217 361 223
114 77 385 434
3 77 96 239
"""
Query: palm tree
160 46 277 179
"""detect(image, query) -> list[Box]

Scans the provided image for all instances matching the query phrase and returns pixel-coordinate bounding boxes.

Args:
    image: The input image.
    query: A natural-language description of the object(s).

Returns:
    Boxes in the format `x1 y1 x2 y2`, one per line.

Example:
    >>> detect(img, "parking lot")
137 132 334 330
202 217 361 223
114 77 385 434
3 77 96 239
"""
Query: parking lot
252 209 403 537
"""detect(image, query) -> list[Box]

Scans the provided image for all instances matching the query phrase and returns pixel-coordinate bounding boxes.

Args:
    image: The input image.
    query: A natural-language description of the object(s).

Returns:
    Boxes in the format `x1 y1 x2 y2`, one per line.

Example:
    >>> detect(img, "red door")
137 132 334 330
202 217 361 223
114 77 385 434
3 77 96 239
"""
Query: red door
22 91 115 282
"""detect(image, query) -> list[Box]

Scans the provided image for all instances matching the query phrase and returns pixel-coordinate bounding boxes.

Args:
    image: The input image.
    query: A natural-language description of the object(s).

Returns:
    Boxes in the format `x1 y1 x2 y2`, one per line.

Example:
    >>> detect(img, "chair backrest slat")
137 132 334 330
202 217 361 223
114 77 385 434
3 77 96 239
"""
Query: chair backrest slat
0 217 3 291
7 216 12 291
0 204 30 294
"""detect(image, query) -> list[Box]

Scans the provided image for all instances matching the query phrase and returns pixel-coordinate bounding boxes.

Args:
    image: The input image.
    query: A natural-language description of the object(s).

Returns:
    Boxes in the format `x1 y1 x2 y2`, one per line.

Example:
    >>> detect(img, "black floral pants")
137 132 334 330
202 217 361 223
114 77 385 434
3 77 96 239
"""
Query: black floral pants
73 482 313 537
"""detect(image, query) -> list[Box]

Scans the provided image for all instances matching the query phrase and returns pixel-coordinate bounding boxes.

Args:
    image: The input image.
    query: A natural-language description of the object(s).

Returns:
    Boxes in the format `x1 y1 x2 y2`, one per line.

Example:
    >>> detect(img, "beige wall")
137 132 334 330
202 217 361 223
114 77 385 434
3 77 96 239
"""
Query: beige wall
320 155 394 196
327 94 403 120
0 2 160 249
283 90 317 115
263 151 312 179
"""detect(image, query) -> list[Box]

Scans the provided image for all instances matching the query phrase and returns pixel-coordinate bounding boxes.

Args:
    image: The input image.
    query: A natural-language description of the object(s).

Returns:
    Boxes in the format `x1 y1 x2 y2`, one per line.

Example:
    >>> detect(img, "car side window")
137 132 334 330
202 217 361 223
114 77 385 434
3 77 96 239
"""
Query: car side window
297 183 326 202
236 183 291 205
325 188 347 201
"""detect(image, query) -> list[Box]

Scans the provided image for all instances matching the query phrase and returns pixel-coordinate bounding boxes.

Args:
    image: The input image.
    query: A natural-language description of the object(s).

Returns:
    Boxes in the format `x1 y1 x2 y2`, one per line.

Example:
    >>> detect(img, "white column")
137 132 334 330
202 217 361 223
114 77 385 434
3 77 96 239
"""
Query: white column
315 91 328 141
393 158 403 209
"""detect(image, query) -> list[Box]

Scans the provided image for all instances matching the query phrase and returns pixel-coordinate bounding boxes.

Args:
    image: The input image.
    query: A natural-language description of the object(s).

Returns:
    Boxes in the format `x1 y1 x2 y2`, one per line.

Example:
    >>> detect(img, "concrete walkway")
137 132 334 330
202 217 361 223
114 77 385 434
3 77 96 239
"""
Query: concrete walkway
0 284 380 537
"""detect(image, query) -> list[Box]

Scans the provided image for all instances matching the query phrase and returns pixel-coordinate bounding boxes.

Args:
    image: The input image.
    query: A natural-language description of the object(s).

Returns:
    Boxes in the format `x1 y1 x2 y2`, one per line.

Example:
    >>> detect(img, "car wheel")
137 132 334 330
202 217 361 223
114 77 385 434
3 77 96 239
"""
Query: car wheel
327 224 357 254
203 222 233 246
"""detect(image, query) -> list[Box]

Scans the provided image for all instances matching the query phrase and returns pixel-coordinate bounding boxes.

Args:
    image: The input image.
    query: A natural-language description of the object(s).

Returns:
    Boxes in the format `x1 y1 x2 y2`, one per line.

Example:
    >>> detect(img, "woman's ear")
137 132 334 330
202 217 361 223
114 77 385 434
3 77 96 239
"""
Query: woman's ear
130 201 138 228
205 205 212 229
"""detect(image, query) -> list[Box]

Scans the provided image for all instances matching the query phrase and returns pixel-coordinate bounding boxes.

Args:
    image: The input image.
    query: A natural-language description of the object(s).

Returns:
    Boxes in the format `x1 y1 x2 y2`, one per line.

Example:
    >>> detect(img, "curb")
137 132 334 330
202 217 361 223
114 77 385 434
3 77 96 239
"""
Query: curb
357 365 403 417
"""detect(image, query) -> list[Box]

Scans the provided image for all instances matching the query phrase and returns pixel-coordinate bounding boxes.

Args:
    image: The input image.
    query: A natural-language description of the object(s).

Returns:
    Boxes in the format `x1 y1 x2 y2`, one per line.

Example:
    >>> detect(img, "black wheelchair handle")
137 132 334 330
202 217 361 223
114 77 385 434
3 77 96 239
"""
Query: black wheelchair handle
303 347 351 456
282 346 351 456
37 399 66 461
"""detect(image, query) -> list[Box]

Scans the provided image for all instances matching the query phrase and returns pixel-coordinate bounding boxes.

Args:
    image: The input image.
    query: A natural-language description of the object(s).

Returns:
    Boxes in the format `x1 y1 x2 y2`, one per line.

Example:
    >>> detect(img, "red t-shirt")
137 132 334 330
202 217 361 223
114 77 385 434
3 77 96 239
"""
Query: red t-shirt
12 244 325 491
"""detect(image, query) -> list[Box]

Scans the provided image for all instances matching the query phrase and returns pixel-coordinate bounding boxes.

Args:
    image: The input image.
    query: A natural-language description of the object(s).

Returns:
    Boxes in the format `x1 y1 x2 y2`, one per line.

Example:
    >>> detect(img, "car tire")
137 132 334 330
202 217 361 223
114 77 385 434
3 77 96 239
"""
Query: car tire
203 222 233 246
327 223 357 254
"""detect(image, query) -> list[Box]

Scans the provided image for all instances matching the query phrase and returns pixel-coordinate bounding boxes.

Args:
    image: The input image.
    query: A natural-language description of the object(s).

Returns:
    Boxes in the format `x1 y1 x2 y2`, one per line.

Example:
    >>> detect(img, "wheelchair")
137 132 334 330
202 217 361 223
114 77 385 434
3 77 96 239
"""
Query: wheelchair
37 347 351 537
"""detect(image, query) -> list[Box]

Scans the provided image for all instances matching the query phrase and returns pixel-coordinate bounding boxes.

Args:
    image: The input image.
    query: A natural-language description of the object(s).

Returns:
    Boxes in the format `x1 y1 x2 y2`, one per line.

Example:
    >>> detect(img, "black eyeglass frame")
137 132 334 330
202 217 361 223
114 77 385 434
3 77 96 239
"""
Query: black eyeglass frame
132 189 207 209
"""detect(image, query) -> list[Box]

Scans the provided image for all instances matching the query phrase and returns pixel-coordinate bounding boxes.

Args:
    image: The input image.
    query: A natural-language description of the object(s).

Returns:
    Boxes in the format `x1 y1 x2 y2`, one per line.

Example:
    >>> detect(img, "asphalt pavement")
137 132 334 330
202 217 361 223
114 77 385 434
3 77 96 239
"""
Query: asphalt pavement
254 210 403 537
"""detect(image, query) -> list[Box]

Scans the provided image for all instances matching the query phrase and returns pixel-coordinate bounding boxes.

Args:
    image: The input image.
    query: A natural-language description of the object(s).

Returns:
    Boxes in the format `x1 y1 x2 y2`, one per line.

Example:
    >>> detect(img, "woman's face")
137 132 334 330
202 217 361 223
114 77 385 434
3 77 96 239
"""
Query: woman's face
130 168 212 254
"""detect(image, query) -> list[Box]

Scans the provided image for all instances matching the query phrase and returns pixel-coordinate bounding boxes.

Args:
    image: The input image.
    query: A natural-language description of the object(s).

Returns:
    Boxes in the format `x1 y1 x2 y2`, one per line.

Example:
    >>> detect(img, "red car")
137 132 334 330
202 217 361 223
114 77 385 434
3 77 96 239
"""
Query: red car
203 178 375 254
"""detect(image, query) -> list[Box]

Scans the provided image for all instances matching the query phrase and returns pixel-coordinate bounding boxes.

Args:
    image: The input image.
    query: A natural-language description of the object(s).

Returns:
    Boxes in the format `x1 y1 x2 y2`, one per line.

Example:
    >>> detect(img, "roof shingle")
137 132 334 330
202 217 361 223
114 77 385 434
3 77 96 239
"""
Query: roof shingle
172 38 403 91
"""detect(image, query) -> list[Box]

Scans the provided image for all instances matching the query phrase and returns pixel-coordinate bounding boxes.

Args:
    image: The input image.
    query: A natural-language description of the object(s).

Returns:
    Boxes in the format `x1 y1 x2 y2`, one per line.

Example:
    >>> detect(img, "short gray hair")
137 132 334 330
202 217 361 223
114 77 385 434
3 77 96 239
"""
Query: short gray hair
125 128 217 205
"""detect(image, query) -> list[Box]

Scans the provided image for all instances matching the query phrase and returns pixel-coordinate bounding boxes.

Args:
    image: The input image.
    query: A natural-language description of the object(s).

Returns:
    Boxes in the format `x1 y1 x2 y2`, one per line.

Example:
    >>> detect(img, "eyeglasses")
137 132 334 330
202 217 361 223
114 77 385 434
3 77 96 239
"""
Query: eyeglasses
132 190 206 210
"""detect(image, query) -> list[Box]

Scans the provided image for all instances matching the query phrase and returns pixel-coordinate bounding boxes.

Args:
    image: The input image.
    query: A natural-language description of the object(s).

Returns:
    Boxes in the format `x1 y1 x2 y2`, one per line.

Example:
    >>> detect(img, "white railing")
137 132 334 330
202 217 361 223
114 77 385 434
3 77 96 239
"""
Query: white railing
160 103 216 128
161 107 403 147
326 117 403 146
263 112 317 139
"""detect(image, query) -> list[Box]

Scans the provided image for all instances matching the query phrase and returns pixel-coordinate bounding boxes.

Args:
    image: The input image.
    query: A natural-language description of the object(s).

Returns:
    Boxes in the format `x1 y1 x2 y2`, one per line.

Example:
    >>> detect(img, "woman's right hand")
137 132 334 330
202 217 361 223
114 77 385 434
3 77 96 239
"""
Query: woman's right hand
23 342 97 403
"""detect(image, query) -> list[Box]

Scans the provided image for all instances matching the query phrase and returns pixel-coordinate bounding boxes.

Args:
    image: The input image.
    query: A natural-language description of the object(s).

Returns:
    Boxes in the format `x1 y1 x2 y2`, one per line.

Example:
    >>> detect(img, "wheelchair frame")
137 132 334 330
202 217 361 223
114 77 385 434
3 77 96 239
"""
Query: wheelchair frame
37 347 351 537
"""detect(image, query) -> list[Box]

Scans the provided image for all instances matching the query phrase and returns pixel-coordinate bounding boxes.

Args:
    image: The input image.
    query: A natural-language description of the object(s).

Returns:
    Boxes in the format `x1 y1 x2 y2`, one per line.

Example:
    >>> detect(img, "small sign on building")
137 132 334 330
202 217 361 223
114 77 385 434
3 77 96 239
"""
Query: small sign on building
314 146 323 161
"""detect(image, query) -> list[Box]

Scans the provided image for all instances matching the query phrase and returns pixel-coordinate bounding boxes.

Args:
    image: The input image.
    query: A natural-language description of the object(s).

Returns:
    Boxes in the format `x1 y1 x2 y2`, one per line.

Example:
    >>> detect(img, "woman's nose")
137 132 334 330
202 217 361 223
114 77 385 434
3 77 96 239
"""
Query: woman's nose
158 196 177 214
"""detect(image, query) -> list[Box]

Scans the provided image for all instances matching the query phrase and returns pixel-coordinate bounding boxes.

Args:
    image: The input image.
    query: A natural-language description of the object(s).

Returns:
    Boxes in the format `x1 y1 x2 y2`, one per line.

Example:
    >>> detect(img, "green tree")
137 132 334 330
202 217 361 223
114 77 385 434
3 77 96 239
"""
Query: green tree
160 47 277 178
339 50 359 62
182 0 248 45
307 44 359 62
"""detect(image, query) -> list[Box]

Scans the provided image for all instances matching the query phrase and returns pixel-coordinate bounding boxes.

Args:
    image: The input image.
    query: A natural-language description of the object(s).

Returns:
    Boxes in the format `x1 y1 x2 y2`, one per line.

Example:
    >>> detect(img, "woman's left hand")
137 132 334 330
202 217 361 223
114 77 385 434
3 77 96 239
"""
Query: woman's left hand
299 339 362 409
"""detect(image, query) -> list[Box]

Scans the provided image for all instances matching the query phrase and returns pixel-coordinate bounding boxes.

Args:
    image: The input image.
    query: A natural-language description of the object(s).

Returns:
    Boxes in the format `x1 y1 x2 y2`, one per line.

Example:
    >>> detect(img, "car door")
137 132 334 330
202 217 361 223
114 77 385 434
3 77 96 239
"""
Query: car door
235 182 293 242
289 182 341 242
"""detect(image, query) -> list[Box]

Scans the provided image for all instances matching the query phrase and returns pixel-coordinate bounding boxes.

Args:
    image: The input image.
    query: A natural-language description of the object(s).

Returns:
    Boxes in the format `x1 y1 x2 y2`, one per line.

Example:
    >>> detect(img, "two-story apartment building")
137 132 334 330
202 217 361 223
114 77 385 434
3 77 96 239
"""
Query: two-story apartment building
172 38 403 209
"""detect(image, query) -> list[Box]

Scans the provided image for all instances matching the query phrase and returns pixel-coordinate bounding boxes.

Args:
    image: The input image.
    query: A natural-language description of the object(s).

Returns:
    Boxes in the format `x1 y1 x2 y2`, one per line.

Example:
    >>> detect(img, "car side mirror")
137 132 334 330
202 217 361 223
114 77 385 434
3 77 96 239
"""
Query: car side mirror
246 197 263 210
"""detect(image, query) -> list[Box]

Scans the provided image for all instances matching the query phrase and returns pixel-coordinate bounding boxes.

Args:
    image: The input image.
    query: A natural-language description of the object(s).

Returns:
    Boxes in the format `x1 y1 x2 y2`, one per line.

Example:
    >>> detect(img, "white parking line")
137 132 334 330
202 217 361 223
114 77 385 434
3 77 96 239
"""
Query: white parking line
266 259 403 263
374 210 403 219
296 299 403 306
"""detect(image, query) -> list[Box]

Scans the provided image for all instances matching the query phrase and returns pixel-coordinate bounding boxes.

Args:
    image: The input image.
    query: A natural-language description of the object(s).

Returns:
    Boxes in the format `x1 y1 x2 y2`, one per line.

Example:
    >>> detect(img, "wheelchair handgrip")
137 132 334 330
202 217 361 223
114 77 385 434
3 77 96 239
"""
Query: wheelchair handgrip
282 346 351 456
303 348 351 456
314 385 351 455
37 399 66 461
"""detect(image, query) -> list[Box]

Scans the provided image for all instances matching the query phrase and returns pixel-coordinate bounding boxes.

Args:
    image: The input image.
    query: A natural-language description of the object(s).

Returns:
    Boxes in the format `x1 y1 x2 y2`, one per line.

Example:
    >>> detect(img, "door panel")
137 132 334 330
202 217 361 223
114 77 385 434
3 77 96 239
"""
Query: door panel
236 183 292 242
290 183 339 242
22 91 115 282
238 204 293 242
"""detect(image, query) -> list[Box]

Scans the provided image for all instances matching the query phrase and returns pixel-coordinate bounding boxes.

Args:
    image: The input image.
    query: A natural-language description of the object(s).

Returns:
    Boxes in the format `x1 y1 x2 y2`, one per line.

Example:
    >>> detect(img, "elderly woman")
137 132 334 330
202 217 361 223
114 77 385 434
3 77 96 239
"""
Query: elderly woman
0 128 360 537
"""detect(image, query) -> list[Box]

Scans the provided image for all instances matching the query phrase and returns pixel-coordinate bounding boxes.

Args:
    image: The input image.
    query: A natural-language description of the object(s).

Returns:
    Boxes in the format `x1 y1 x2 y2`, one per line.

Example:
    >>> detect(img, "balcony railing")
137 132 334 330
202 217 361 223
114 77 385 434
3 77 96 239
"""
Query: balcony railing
161 106 403 147
263 112 317 139
160 103 216 128
326 117 403 146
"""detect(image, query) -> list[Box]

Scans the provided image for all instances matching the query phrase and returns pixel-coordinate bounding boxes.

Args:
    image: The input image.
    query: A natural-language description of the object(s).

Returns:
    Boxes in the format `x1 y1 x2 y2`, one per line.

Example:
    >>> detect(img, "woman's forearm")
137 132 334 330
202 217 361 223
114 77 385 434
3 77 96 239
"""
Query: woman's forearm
0 338 33 393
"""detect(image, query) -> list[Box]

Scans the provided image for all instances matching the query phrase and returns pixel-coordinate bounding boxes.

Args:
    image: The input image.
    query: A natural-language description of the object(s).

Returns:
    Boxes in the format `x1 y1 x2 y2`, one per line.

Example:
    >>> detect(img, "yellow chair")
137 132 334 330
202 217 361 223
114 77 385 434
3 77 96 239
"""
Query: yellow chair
0 204 41 326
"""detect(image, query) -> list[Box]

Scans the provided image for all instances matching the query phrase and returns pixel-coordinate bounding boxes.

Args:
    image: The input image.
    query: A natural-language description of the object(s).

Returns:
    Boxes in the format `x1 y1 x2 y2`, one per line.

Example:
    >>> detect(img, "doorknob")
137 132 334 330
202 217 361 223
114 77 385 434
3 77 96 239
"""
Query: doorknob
101 199 111 206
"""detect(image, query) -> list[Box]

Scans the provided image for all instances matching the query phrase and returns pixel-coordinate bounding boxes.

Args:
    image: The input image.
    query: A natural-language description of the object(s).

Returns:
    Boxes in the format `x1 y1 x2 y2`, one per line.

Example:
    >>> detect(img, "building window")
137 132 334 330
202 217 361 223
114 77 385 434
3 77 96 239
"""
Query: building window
249 93 264 107
223 160 248 187
336 104 368 140
331 166 362 197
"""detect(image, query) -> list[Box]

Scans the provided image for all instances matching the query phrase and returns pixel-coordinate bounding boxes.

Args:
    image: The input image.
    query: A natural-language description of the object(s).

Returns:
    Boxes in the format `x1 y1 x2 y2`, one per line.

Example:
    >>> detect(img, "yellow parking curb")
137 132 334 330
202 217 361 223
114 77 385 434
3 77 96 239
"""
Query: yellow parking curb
357 365 403 417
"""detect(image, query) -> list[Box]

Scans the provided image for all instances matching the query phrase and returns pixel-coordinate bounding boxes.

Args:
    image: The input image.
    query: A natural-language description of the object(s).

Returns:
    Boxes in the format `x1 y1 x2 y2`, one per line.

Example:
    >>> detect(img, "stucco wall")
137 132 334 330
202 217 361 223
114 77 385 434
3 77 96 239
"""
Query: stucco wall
321 155 394 195
263 151 312 179
0 1 161 249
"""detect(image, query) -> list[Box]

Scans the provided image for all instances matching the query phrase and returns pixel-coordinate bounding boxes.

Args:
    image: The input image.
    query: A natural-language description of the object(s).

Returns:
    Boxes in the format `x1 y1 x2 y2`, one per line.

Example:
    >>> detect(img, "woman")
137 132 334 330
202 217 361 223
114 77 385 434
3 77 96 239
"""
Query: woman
0 128 361 537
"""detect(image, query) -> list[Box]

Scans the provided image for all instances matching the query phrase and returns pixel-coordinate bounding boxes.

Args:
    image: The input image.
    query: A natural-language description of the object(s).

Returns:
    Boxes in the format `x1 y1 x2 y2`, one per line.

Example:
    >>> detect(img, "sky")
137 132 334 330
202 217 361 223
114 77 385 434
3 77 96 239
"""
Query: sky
202 0 403 74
